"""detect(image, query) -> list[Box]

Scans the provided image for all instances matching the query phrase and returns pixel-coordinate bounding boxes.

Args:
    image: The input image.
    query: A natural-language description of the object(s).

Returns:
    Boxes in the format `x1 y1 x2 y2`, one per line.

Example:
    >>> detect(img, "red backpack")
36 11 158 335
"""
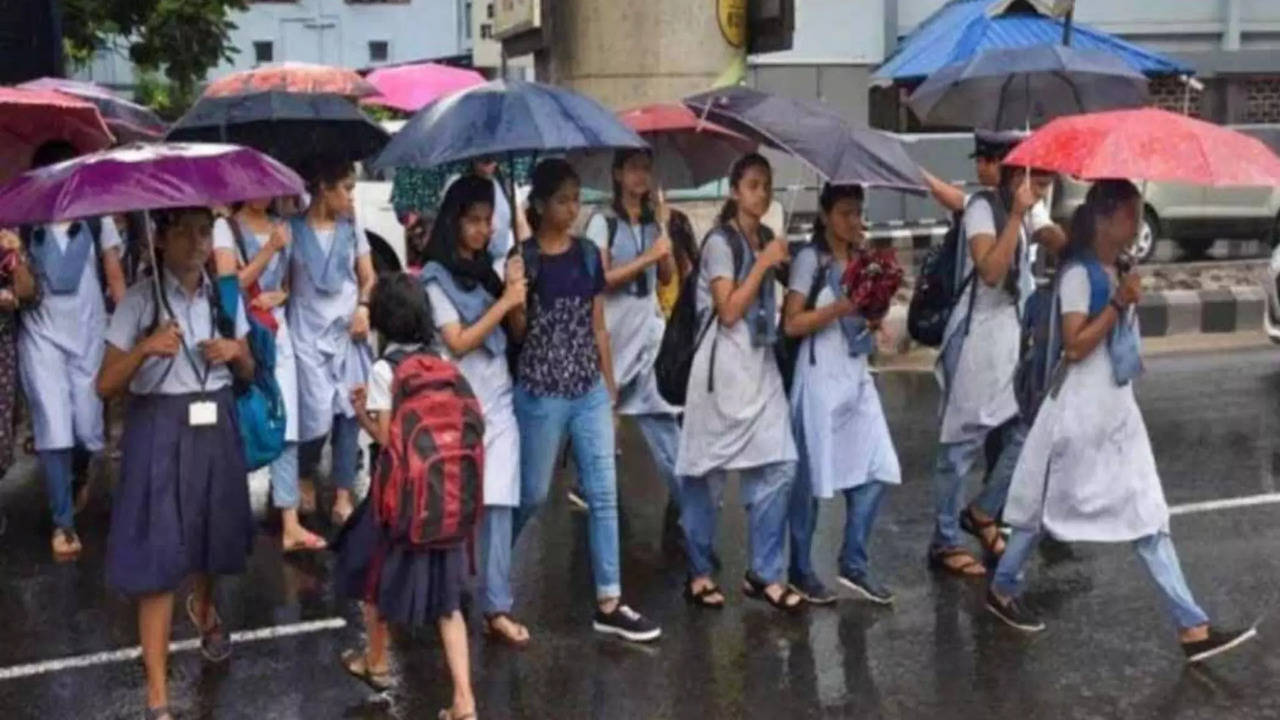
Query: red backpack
371 350 485 549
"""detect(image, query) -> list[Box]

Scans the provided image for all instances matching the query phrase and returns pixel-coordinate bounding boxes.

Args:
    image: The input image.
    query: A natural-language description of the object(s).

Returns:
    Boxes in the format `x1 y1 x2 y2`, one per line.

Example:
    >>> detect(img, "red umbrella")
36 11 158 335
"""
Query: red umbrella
0 87 114 185
361 62 485 113
203 62 377 99
1004 107 1280 186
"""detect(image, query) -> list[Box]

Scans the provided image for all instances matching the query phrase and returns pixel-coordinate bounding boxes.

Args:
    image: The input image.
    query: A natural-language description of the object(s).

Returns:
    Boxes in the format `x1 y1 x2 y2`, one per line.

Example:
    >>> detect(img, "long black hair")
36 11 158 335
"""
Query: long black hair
423 175 504 298
1067 179 1141 261
303 158 355 200
369 271 434 346
667 208 698 277
610 148 655 224
811 183 864 253
525 158 580 233
717 153 772 227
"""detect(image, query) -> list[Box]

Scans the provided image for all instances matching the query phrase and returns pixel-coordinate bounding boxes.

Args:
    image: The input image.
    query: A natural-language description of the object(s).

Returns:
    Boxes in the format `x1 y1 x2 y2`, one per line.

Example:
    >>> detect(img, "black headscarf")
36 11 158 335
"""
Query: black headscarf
423 174 505 298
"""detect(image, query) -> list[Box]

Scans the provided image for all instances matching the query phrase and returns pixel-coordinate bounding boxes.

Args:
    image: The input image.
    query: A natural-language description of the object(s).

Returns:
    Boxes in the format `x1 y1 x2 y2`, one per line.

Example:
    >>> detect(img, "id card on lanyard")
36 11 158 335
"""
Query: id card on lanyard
166 282 219 427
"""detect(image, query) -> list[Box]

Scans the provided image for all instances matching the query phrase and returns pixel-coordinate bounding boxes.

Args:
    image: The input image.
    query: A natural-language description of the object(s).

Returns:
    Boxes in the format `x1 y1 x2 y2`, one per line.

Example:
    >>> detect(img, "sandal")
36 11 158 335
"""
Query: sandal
51 528 82 561
340 648 394 692
144 706 173 720
483 613 531 647
185 594 232 663
960 507 1006 556
438 710 477 720
282 531 328 554
684 581 726 609
741 572 805 613
928 547 987 578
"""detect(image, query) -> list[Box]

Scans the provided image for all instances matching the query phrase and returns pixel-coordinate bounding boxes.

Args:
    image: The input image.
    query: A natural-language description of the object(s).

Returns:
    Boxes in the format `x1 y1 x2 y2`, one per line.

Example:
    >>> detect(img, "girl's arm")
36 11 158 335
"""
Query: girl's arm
97 321 182 398
593 296 617 405
436 280 524 358
711 236 788 327
1061 273 1139 362
782 289 854 338
922 168 966 214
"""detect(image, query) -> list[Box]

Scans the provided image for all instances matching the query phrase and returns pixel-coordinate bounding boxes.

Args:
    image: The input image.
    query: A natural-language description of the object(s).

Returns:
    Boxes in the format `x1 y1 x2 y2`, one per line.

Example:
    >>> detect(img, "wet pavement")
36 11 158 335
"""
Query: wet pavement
3 348 1280 719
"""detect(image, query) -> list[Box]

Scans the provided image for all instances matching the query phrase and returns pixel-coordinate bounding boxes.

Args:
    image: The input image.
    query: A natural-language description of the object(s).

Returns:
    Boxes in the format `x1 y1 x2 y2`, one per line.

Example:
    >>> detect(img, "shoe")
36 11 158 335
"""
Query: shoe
567 488 589 512
837 570 895 605
789 575 838 606
1182 626 1257 663
592 604 661 643
985 589 1045 632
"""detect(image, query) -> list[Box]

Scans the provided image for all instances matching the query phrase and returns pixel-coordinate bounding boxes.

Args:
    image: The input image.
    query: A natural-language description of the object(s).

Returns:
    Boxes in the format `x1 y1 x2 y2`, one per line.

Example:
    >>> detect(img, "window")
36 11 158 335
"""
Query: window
368 40 389 63
480 24 492 39
487 2 494 19
253 41 274 64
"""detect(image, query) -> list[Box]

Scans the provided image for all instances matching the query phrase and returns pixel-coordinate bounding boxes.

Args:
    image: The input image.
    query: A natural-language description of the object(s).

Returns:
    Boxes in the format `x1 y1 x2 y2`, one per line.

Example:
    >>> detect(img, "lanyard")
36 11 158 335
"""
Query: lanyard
155 274 216 394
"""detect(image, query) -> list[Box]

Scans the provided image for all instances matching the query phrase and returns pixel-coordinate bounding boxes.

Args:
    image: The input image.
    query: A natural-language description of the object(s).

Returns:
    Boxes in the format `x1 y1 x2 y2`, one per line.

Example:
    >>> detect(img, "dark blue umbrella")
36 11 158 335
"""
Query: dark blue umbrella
907 43 1149 130
682 87 927 194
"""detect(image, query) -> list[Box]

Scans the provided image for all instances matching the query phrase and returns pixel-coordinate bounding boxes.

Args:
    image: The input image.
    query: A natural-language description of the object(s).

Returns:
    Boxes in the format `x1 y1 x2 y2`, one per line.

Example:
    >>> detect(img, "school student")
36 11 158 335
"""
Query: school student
288 161 376 526
337 273 476 720
419 176 530 646
784 184 901 606
510 158 661 642
583 149 682 522
0 226 37 526
675 153 802 612
988 180 1256 662
212 199 326 552
98 207 255 720
18 140 128 560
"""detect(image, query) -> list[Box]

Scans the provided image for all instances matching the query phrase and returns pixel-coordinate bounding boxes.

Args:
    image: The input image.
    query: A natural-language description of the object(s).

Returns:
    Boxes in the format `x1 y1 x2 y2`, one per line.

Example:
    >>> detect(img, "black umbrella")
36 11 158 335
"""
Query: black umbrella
166 91 389 170
682 87 927 194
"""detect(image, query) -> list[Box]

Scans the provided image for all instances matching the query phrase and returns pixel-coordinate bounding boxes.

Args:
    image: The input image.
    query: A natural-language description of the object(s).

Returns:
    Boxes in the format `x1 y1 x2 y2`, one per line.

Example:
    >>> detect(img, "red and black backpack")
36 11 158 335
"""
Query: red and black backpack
371 348 485 550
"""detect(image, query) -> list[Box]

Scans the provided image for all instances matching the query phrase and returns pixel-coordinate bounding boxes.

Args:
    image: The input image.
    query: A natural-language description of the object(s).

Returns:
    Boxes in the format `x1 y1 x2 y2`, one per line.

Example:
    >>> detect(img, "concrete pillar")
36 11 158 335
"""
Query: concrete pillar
1223 0 1241 51
535 0 745 110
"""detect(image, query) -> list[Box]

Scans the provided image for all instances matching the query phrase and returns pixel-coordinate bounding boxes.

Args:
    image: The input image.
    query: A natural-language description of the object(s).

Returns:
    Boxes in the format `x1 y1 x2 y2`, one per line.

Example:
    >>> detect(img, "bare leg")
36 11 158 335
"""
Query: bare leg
138 593 174 712
437 611 476 718
332 488 355 525
363 603 390 673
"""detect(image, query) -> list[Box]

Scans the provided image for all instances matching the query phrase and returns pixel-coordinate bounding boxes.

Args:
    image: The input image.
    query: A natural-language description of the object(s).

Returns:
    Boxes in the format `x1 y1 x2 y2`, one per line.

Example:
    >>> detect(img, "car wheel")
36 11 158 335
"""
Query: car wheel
1132 206 1159 264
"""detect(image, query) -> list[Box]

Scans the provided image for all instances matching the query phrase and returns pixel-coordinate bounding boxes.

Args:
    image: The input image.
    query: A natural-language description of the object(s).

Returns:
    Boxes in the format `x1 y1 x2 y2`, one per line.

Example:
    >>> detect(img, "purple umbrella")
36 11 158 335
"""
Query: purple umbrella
0 142 305 226
18 77 168 143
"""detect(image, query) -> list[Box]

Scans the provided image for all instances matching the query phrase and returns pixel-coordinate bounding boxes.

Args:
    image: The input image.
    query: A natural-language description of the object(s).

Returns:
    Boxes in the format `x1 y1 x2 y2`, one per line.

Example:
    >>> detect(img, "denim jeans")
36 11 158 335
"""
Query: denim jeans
994 529 1210 630
479 505 515 614
299 415 359 491
269 442 299 509
514 380 621 601
39 449 74 530
681 461 795 584
632 413 681 506
931 419 1026 551
789 473 890 583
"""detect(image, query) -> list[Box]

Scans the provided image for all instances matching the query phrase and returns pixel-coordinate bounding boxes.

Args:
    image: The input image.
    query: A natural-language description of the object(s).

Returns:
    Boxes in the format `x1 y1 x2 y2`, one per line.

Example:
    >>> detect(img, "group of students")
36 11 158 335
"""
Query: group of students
3 127 1260 720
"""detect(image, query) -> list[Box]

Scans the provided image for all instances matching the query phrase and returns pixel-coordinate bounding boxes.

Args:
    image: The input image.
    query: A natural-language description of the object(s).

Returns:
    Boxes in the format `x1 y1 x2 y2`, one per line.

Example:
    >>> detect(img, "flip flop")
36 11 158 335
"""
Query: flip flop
186 594 232 663
683 582 726 609
483 613 531 648
282 532 328 553
929 547 987 578
340 648 394 692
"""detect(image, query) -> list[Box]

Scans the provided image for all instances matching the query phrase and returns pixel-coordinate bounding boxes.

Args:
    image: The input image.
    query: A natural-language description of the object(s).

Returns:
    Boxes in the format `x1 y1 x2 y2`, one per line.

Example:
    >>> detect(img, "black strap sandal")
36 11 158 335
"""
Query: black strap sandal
741 572 805 613
960 507 1006 556
186 594 231 663
340 648 394 692
684 581 726 609
928 547 987 577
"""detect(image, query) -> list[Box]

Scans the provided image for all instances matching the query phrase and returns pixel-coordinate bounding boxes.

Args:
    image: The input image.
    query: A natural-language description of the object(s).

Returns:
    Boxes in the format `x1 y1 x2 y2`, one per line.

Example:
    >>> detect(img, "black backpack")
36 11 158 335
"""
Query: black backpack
907 190 1005 347
775 244 828 393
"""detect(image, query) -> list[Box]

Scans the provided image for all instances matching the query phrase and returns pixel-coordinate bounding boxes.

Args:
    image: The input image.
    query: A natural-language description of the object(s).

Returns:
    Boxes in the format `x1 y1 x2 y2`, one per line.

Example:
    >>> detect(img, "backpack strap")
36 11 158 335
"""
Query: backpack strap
226 216 250 265
605 216 618 253
803 247 829 368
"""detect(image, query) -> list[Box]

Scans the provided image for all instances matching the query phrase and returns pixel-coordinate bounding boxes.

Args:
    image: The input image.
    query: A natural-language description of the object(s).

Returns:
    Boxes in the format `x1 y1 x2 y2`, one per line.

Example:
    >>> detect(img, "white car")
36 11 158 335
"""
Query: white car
356 120 407 271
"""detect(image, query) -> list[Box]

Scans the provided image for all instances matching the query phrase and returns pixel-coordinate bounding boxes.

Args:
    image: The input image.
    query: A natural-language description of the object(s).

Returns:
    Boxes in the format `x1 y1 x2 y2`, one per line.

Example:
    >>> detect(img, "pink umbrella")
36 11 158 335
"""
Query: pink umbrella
204 62 377 99
0 87 114 185
361 62 486 113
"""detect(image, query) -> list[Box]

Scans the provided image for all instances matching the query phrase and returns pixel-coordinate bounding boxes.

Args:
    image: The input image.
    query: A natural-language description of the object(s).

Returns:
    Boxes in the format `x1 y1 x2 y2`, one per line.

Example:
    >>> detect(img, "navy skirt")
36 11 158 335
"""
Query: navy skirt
106 389 253 596
332 498 465 628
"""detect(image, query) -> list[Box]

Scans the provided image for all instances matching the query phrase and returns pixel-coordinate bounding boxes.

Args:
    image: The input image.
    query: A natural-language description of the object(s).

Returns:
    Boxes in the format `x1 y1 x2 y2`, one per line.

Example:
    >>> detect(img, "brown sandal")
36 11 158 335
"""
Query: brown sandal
929 547 987 577
483 612 530 647
340 648 394 692
960 507 1007 556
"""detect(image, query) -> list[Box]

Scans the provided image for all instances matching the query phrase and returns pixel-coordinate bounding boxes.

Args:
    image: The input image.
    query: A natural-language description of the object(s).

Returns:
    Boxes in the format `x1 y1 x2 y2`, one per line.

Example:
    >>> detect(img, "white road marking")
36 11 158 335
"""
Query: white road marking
0 617 346 682
1170 492 1280 516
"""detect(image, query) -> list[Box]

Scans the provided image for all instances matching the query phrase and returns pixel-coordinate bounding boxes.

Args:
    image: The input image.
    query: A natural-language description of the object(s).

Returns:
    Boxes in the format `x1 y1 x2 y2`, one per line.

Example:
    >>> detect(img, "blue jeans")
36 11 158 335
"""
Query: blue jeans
514 380 621 601
479 505 515 614
299 415 359 491
681 461 795 583
632 413 681 506
994 529 1210 630
270 442 300 509
790 475 890 583
931 419 1026 551
39 449 75 530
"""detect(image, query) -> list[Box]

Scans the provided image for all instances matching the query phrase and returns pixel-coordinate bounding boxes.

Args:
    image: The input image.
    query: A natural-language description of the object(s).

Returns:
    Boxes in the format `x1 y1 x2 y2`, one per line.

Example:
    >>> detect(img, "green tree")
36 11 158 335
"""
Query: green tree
62 0 249 99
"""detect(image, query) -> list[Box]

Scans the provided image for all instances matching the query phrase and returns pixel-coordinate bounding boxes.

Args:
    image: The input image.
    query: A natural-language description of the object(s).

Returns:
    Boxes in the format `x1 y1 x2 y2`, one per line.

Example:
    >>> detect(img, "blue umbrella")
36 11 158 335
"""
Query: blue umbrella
907 43 1149 130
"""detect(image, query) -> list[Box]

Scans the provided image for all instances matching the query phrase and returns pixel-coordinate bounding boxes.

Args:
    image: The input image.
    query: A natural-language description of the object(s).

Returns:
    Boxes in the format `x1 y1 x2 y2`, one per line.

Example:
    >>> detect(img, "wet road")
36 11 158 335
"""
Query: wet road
3 348 1280 719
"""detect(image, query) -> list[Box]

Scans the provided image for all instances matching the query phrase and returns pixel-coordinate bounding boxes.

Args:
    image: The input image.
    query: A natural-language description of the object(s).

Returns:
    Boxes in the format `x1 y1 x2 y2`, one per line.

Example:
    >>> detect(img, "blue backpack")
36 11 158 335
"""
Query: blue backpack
213 275 287 471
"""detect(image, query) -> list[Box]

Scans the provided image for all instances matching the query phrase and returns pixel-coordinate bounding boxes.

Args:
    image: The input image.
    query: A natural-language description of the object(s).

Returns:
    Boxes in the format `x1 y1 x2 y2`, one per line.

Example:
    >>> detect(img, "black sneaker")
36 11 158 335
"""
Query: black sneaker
985 589 1046 632
837 570 895 605
593 604 661 643
789 575 838 606
1182 626 1257 663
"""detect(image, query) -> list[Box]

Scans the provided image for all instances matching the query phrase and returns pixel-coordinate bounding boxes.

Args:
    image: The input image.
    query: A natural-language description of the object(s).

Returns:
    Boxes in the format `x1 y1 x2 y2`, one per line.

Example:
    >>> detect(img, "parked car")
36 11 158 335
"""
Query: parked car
1051 124 1280 264
356 120 407 272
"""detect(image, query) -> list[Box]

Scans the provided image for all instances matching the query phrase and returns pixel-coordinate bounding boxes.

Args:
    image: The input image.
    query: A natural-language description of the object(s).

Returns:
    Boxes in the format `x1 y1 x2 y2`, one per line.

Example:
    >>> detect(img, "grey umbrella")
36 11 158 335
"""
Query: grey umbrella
907 43 1149 130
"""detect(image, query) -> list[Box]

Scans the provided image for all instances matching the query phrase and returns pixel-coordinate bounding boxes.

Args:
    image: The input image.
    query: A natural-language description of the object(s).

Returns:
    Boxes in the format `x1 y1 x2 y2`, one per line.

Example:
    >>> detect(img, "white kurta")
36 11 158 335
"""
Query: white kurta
1004 265 1169 542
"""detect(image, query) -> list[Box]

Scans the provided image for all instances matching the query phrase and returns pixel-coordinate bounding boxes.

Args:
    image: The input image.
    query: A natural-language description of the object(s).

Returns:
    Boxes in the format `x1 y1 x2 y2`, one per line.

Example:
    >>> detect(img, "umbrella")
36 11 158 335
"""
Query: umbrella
1003 108 1280 187
907 43 1150 130
362 62 486 113
0 143 305 226
0 87 114 185
18 77 167 142
166 92 390 169
203 62 377 99
571 103 757 191
682 87 927 193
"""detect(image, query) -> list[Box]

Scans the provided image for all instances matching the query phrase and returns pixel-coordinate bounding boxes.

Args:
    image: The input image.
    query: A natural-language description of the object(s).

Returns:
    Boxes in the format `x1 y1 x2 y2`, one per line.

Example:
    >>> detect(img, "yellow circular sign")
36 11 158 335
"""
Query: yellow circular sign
718 0 748 49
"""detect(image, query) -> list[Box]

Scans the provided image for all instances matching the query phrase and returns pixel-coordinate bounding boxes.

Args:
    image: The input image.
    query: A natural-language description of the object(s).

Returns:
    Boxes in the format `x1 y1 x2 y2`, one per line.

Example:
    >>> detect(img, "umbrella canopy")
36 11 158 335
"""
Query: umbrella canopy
166 92 390 169
1004 108 1280 187
372 80 646 171
908 43 1149 130
0 143 305 226
572 103 757 190
683 87 927 193
362 62 486 113
0 87 114 185
203 62 377 99
18 77 167 142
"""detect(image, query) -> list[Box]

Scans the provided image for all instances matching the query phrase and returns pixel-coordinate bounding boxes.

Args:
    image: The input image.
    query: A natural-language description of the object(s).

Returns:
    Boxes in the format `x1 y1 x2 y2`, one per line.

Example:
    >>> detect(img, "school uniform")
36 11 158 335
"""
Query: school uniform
286 216 373 491
675 225 797 584
583 212 681 507
333 342 465 626
213 217 302 508
420 262 521 616
103 271 253 595
18 219 119 531
786 245 901 586
994 262 1208 629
